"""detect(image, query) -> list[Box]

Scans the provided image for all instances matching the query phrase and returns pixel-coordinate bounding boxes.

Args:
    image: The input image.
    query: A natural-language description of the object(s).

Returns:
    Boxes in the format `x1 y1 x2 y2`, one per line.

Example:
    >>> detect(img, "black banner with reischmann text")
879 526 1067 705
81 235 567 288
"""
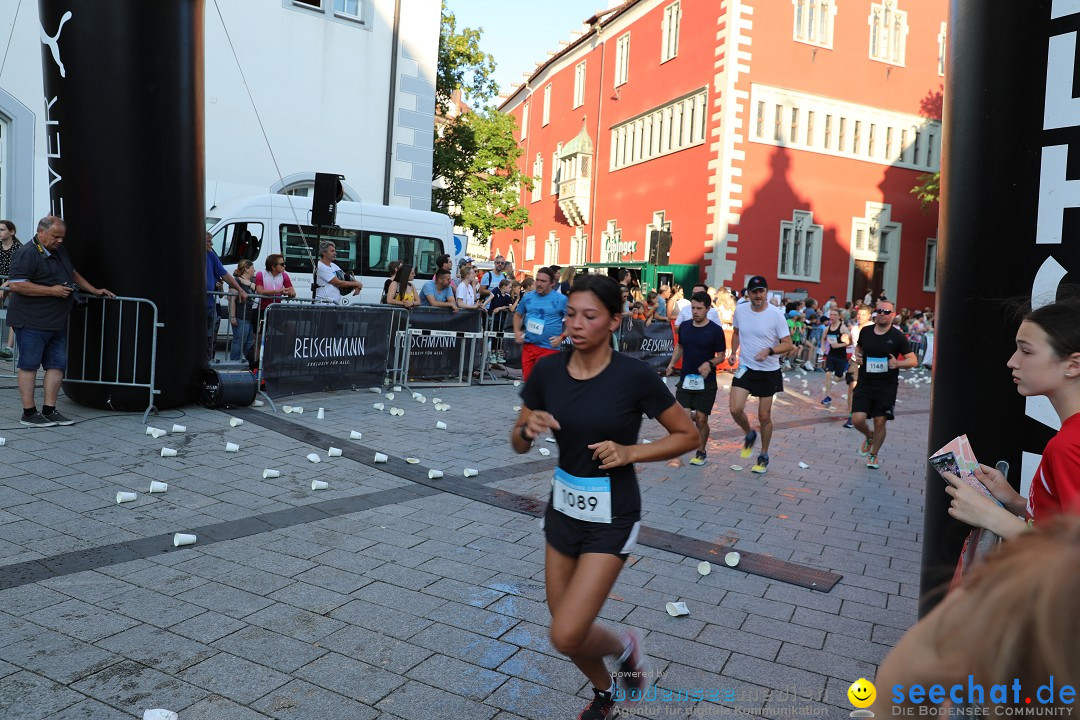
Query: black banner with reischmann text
262 303 391 397
618 318 675 372
406 308 483 382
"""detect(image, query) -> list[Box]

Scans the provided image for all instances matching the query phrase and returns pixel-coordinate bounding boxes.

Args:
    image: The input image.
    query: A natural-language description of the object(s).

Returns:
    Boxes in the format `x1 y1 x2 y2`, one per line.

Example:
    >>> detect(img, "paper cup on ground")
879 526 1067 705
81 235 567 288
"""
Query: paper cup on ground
225 442 239 453
143 710 179 720
724 551 741 568
311 480 329 491
116 491 137 504
697 561 711 576
262 469 280 479
0 437 5 446
170 424 186 433
428 469 444 479
406 457 420 464
393 385 402 392
293 407 303 414
350 430 362 440
730 464 743 471
252 399 264 407
436 421 447 430
283 405 293 413
798 461 810 469
463 468 478 477
149 481 168 494
374 452 388 463
373 403 385 411
145 426 162 436
385 393 395 400
432 398 442 404
538 447 551 456
665 601 690 617
514 380 521 387
173 533 196 547
512 406 521 412
317 408 325 419
328 447 342 457
441 404 451 411
160 447 177 457
545 437 557 443
369 387 382 393
306 453 321 463
229 417 243 427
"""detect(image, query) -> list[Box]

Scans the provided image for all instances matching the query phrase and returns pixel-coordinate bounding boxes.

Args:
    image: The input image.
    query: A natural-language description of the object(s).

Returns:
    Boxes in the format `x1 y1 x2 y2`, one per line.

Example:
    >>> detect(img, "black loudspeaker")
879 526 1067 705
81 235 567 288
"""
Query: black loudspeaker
201 369 257 408
649 230 672 265
311 172 345 226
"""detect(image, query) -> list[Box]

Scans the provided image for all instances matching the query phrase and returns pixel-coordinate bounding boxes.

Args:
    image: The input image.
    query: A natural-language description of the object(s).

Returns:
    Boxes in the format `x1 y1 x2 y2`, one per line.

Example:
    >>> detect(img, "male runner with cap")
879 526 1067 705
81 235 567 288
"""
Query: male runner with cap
852 299 918 468
730 276 793 474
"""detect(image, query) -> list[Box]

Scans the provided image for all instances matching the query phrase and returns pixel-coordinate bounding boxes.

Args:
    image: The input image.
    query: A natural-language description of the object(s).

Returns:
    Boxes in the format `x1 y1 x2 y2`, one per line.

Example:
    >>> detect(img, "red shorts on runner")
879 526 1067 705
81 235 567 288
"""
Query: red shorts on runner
522 343 559 381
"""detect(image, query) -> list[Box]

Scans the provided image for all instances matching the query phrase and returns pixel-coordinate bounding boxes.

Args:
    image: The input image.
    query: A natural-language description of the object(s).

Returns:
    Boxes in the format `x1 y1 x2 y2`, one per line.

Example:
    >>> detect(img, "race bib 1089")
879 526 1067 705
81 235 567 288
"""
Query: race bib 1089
552 468 612 523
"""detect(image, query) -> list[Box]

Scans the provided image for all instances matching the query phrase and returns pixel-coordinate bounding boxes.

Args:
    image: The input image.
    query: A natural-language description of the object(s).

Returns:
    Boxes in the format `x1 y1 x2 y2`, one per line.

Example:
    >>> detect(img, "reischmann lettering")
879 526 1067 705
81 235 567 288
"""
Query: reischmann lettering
294 336 366 359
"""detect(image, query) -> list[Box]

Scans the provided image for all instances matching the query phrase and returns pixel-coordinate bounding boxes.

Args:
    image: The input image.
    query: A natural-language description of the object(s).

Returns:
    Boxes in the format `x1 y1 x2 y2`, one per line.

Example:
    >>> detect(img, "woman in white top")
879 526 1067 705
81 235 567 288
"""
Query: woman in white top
455 265 483 309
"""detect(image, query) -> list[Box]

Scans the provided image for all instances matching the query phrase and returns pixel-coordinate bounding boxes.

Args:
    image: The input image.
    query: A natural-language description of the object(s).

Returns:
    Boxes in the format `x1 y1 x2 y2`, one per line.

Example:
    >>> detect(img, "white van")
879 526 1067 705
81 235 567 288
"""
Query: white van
205 194 459 305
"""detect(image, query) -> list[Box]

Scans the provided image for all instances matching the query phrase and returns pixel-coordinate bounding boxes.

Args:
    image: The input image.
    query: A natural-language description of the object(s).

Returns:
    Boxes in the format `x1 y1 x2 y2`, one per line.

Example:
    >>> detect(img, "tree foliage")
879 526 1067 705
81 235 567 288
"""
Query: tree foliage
911 171 940 211
432 1 529 242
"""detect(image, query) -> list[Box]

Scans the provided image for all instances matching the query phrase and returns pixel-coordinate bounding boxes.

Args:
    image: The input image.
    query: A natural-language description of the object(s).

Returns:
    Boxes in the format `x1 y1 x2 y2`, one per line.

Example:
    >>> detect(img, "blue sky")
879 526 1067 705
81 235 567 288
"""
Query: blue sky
445 1 604 104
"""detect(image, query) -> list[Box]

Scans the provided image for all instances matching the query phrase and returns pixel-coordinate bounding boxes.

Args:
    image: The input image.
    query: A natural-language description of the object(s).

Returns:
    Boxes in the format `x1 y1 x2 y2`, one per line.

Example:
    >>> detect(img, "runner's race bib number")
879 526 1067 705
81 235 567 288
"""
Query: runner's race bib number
866 356 889 373
734 365 748 379
552 468 612 523
526 316 544 335
682 374 705 391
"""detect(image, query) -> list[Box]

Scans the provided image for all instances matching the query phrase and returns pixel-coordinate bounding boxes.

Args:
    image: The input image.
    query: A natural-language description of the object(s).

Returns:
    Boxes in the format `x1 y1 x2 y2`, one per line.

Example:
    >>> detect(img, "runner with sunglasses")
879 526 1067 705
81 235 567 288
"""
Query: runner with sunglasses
851 300 918 468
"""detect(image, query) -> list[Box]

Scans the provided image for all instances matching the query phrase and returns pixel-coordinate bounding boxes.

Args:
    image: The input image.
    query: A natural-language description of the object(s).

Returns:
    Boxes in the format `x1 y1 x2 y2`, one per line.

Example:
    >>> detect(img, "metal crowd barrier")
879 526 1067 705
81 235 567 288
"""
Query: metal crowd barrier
476 309 521 385
0 275 18 380
64 294 162 423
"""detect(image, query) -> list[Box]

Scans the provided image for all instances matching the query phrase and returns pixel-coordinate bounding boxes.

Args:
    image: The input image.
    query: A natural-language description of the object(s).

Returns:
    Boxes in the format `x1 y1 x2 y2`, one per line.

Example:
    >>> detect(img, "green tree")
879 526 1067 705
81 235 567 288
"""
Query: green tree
433 2 530 242
911 171 940 211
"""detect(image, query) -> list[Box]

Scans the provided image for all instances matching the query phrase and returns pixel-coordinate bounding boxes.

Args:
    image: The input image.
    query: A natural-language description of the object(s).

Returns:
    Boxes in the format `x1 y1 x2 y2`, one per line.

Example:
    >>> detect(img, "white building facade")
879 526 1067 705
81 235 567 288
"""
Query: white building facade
0 0 440 236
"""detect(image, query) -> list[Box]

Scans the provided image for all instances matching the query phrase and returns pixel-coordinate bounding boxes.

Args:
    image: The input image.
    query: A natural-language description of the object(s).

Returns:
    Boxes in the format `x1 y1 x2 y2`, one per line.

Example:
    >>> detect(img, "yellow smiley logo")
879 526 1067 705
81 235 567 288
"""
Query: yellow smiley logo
848 678 876 708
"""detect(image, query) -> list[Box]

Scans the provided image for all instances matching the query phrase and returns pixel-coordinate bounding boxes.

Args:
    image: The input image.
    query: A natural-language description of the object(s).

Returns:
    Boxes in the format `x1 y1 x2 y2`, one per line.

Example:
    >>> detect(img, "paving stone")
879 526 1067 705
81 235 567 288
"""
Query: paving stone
407 653 509 700
740 614 827 649
1 627 120 684
425 599 520 639
95 624 217 675
791 607 874 641
266 580 352 614
319 625 433 674
0 584 70 616
47 697 133 720
70 660 208 715
645 630 731 674
0 670 88 720
720 653 827 698
377 679 499 720
94 585 207 628
250 678 381 720
28 598 141 643
354 581 447 616
410 623 518 669
293 564 373 594
181 693 275 719
622 606 706 641
484 676 585 720
179 652 291 704
496 648 586 695
175 581 275 619
212 625 327 673
330 585 440 634
243 603 346 642
170 611 248 644
295 652 405 705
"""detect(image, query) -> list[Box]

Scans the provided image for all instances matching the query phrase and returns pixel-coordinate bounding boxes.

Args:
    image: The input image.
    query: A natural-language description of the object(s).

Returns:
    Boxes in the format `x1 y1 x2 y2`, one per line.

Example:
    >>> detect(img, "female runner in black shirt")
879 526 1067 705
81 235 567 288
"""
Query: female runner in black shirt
511 274 698 719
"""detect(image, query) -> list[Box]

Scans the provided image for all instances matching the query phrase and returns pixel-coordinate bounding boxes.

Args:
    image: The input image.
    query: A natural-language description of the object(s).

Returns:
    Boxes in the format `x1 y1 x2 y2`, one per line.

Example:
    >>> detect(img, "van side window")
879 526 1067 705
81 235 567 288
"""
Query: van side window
281 224 360 275
211 222 263 265
364 233 444 279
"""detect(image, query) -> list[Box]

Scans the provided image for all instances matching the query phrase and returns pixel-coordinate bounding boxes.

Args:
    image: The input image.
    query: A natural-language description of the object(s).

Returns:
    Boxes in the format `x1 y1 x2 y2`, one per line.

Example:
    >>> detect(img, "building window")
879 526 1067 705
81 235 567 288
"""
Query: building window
793 0 835 48
610 88 707 171
574 61 586 109
852 202 899 262
571 228 587 265
545 231 560 265
778 210 822 282
749 84 941 171
869 1 907 66
543 85 552 126
551 142 563 195
521 103 529 140
601 220 627 263
661 2 681 63
525 235 536 262
532 154 543 202
285 0 370 26
938 22 947 76
615 33 631 87
923 238 937 291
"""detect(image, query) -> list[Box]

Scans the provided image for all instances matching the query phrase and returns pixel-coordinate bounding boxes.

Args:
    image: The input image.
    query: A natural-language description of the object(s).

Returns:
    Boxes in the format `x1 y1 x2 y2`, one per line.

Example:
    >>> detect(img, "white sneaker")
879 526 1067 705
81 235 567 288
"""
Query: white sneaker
802 361 814 371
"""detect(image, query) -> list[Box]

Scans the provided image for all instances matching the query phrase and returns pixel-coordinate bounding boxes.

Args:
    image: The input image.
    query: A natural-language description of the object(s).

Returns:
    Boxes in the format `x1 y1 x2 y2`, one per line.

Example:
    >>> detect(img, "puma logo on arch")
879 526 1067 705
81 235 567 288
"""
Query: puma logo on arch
41 11 73 78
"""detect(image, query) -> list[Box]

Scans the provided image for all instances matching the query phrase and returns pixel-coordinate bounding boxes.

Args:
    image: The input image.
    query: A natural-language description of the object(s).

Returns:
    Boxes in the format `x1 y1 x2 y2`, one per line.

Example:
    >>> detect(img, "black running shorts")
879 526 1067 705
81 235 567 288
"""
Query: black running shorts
851 383 897 420
675 384 718 415
731 368 784 398
824 355 848 378
543 503 640 560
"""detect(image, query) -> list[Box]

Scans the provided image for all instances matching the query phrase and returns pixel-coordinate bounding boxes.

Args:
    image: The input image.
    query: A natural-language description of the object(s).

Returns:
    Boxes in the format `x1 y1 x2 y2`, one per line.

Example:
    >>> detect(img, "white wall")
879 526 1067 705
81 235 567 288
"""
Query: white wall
0 0 439 228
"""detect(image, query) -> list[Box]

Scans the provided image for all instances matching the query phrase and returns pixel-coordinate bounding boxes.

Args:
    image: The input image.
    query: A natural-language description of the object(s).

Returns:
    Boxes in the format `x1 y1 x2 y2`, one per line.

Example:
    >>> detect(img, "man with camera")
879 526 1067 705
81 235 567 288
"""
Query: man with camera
7 216 114 426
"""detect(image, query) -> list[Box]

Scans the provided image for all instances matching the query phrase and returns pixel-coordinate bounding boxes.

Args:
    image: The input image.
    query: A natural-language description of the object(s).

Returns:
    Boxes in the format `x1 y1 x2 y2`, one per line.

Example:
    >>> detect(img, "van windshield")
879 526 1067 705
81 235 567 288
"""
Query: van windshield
280 224 445 280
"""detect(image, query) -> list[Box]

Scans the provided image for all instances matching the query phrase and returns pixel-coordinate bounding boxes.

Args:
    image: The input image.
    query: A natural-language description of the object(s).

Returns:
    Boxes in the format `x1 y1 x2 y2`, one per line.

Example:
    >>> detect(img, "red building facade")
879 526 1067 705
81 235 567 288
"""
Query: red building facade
491 0 945 307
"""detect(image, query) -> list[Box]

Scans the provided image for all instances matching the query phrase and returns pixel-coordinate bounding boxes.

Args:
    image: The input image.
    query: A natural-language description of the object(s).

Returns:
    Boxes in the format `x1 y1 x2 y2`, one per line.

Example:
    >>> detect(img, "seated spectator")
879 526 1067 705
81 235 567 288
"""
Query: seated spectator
381 260 401 303
386 263 420 309
873 516 1080 716
420 268 458 311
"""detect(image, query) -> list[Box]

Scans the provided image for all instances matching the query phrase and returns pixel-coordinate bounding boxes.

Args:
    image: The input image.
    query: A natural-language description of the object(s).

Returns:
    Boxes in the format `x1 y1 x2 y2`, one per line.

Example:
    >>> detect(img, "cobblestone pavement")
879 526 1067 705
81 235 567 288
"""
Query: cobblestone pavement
0 363 934 719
